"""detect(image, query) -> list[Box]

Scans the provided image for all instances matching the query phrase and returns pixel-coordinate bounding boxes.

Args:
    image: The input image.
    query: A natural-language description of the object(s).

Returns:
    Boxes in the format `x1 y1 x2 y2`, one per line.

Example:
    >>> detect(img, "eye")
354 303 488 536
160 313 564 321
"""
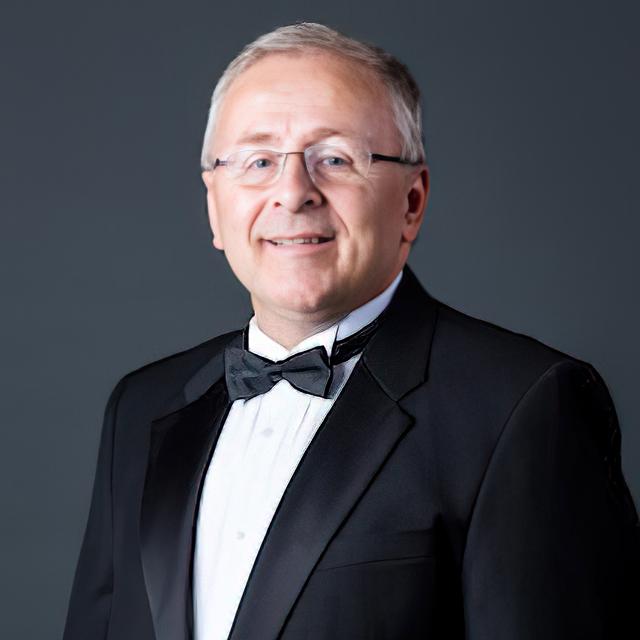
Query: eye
317 152 353 169
238 151 279 172
249 157 273 170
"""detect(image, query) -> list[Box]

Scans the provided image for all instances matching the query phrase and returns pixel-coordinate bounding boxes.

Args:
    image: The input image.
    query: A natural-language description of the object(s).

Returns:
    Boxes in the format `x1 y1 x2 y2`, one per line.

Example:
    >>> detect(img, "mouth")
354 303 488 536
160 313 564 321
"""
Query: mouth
266 236 334 246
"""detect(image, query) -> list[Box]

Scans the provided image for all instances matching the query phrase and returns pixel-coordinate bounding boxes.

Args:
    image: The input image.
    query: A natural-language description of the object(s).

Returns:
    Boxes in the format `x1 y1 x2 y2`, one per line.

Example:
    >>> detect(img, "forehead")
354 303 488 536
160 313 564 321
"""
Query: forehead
213 52 398 151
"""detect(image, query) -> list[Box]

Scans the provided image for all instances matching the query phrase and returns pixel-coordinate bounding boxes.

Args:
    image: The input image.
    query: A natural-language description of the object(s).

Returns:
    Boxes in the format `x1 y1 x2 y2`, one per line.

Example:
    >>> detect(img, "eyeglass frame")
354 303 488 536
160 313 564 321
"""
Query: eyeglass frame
201 144 424 186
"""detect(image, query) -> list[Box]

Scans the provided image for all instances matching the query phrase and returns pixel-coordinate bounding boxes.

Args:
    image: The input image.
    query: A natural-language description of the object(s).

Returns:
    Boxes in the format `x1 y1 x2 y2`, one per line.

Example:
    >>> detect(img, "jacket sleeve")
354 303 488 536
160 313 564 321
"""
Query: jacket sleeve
461 360 640 639
63 377 127 640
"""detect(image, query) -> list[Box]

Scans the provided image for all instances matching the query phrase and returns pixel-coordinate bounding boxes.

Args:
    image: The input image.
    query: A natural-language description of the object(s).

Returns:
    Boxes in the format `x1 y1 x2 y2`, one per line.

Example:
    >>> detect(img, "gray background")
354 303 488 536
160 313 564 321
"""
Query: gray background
2 0 638 637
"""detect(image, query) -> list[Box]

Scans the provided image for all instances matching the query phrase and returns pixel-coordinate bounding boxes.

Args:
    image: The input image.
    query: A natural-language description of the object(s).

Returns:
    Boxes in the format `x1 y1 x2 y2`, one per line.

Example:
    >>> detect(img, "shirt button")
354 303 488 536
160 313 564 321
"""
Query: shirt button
261 427 274 437
236 530 246 540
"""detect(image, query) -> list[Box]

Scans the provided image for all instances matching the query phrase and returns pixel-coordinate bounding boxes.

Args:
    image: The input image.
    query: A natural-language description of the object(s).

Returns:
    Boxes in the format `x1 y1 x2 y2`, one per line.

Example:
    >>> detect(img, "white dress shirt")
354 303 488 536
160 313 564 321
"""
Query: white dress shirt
192 270 403 640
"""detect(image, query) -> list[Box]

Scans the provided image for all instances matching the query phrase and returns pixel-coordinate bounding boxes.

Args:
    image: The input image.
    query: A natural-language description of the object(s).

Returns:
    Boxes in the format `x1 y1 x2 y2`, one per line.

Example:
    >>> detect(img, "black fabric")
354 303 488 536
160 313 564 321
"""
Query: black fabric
224 345 332 401
225 315 382 402
331 314 381 364
63 265 640 640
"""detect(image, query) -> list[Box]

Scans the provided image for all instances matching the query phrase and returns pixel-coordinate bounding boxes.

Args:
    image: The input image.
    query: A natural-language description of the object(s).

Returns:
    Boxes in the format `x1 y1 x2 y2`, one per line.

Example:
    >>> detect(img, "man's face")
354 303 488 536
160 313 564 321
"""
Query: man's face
202 52 428 325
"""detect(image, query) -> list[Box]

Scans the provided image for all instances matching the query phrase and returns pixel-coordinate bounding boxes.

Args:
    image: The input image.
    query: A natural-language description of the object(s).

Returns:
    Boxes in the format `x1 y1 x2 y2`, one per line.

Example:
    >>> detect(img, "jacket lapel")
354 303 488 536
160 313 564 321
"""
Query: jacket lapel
140 331 242 640
228 265 439 639
227 360 413 639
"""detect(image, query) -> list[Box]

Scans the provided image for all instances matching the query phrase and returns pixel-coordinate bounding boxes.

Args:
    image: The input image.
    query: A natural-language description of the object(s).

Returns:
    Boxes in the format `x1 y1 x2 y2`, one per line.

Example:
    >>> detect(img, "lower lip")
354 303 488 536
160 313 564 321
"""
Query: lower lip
263 239 335 254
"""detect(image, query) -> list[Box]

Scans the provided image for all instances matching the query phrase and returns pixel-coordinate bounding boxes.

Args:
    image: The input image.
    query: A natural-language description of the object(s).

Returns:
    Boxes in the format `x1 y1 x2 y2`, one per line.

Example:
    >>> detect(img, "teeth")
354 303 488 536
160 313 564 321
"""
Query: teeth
270 237 326 245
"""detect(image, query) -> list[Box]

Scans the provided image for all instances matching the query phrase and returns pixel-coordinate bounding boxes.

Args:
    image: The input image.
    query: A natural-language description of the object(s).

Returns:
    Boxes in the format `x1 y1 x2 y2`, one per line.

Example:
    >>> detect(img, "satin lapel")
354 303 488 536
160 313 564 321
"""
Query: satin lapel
140 376 230 640
228 360 413 639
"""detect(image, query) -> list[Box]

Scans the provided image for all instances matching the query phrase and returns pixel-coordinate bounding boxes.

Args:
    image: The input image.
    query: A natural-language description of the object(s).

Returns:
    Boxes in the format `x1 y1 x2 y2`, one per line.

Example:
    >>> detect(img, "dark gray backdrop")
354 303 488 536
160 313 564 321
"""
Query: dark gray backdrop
2 1 638 637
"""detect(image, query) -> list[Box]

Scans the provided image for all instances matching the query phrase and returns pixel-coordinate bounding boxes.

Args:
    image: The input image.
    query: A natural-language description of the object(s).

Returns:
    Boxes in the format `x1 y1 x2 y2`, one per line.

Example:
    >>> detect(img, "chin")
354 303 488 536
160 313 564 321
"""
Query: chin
266 278 339 316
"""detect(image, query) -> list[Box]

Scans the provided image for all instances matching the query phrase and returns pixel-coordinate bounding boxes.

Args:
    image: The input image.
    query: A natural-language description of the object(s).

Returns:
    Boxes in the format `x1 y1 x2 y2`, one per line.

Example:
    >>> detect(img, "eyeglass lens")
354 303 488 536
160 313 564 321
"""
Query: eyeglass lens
223 144 371 186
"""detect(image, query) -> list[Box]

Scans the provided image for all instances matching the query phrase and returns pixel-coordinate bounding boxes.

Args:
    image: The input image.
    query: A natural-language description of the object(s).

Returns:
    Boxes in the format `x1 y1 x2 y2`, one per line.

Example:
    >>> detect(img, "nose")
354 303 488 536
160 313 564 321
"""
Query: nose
271 152 323 212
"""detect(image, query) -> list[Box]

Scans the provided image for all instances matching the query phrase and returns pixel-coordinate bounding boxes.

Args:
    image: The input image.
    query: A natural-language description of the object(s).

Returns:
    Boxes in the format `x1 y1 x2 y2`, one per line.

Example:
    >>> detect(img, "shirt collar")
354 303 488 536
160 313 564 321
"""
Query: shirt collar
248 269 403 362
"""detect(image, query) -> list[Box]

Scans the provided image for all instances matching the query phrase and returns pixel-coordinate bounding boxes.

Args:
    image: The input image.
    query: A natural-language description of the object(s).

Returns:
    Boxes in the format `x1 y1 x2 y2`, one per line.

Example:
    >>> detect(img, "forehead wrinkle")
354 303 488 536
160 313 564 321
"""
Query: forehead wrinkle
231 65 357 104
234 126 363 148
227 79 348 120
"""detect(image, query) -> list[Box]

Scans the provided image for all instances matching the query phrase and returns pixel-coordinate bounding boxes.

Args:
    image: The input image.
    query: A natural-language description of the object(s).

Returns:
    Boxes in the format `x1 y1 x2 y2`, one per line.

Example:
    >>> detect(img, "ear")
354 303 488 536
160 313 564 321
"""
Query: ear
401 165 429 243
201 170 224 251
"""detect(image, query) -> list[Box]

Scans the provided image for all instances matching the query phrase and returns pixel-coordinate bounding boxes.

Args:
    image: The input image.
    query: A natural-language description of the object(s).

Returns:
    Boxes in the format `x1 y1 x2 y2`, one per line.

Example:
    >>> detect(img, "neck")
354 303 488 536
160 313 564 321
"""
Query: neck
251 307 347 351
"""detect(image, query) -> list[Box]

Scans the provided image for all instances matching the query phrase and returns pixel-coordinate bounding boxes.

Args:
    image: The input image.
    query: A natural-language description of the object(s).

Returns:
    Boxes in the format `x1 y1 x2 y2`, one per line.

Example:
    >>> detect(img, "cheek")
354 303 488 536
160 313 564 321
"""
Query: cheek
335 188 401 252
216 193 262 248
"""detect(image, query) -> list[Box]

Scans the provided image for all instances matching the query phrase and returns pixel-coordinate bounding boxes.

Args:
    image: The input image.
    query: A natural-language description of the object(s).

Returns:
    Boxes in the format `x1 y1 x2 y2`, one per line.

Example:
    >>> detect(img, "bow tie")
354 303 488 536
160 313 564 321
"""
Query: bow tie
224 317 380 402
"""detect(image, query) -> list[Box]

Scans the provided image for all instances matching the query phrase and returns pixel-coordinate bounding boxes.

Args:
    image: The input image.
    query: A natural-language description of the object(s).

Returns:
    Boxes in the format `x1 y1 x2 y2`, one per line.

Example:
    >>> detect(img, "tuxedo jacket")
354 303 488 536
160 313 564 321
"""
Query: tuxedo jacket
63 265 640 640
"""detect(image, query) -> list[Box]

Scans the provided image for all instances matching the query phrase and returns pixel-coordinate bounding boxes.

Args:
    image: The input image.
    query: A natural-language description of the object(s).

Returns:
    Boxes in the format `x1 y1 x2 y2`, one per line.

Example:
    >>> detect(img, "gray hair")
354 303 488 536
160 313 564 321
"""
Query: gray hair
200 22 426 169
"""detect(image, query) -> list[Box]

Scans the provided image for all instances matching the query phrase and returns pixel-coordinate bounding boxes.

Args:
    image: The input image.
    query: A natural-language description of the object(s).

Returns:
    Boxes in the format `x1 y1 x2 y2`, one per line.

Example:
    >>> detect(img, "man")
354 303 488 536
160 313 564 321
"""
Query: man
64 22 639 640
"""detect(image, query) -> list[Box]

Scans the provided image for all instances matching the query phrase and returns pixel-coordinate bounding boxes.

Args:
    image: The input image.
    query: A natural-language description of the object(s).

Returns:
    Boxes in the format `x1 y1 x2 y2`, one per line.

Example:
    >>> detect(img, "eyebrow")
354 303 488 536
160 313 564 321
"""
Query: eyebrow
234 127 356 147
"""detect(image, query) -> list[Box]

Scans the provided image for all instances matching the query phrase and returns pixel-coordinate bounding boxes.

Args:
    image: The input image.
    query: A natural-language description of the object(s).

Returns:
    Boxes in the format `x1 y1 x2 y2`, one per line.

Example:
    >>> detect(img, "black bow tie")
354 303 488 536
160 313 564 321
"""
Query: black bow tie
224 316 380 402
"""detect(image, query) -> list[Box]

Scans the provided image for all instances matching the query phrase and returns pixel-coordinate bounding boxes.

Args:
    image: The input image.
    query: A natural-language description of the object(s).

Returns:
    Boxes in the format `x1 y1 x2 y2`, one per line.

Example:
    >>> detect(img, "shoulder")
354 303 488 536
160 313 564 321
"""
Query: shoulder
410 296 610 465
436 302 639 531
409 296 636 525
429 297 595 394
108 329 241 421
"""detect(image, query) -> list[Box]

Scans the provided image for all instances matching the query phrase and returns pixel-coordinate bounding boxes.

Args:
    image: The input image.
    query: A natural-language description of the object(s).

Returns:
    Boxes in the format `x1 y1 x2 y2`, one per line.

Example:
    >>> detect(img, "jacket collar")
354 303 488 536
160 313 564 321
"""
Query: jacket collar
140 263 439 640
364 264 437 400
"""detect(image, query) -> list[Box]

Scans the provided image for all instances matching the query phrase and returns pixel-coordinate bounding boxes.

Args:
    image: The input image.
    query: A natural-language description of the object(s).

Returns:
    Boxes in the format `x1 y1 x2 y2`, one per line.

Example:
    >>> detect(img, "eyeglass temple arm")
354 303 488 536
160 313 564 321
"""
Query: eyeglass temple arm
371 153 423 166
200 159 225 171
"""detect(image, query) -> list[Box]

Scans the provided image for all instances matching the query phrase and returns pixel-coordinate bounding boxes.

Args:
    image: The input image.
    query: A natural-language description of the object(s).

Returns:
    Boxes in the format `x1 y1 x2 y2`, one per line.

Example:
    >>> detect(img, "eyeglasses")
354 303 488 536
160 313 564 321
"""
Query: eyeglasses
202 143 423 187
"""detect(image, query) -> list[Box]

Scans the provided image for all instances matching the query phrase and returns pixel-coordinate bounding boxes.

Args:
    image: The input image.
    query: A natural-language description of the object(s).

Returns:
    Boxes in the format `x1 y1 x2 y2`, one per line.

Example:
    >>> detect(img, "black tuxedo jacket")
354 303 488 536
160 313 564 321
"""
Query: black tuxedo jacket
64 266 640 639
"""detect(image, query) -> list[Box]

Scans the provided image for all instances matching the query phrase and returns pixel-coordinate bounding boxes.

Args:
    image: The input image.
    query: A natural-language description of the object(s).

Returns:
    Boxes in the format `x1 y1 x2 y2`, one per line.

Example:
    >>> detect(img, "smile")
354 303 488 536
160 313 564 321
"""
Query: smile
267 237 333 246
